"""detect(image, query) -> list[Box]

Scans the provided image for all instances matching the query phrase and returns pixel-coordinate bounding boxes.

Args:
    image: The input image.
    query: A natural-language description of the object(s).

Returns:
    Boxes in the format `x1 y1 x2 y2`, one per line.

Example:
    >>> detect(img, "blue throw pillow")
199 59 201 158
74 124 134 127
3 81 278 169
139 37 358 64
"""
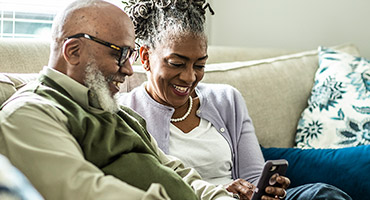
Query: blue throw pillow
261 145 370 200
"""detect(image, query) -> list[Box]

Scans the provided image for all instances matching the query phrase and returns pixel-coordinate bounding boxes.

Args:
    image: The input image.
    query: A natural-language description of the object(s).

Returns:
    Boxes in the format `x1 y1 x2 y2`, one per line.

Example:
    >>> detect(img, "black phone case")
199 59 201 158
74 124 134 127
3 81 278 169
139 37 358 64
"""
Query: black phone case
251 159 288 200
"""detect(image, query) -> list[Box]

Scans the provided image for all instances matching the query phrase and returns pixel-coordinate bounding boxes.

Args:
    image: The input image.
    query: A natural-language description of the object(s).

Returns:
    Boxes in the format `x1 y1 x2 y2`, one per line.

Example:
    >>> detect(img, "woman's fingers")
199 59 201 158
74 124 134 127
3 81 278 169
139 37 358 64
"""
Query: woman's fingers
276 175 290 189
262 175 289 200
264 186 287 200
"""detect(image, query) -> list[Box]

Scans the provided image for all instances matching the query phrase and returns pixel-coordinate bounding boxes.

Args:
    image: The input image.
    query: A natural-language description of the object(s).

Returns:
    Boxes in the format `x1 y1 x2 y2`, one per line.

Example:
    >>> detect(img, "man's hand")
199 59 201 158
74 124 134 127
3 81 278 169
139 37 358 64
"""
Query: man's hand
225 179 255 200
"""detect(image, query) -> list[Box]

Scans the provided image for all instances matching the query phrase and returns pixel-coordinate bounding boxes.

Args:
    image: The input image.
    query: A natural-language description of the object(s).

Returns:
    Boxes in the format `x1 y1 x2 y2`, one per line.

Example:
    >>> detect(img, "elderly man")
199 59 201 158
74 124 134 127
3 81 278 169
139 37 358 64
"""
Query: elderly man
0 0 234 200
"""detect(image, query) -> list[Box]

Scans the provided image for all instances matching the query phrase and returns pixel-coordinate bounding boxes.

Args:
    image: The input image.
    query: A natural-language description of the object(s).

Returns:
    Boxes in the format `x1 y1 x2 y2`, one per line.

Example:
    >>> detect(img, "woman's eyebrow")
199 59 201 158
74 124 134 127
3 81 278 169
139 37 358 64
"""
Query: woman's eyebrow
198 55 208 60
170 53 208 61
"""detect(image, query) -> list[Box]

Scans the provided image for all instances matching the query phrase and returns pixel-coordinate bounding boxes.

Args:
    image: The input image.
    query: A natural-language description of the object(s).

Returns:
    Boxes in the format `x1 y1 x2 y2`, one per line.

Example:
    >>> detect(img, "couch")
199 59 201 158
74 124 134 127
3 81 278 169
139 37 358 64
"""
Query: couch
1 38 359 147
0 39 367 199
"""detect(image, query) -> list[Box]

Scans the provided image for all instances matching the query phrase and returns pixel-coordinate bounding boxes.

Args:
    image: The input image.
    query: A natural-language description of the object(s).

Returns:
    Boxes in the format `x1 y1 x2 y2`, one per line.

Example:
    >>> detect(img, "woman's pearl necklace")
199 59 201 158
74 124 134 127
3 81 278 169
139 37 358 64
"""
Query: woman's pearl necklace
170 96 193 123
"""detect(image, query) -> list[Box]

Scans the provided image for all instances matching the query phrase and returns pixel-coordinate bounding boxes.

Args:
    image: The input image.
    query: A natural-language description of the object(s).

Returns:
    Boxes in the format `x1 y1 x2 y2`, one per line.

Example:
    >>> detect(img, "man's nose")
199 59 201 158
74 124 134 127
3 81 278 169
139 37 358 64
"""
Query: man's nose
120 61 134 76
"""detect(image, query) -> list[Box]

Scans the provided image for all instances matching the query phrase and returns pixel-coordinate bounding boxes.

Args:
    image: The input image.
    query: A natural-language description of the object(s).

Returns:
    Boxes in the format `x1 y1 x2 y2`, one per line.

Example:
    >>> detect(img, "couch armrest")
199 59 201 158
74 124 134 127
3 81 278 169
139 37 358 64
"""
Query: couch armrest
0 73 38 106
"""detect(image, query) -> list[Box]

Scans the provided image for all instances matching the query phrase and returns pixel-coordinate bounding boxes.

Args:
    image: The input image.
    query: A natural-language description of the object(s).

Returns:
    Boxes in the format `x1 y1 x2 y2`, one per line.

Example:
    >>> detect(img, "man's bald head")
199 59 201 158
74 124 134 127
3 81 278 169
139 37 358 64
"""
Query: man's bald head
47 0 135 75
50 0 133 49
46 0 135 113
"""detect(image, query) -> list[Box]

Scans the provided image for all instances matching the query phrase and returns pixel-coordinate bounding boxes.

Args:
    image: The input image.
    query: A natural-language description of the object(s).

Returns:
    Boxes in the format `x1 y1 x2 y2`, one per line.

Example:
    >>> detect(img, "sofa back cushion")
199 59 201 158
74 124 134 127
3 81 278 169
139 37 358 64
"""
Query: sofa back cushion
0 39 50 73
206 46 297 64
0 42 360 148
122 43 360 148
0 39 47 104
202 44 360 148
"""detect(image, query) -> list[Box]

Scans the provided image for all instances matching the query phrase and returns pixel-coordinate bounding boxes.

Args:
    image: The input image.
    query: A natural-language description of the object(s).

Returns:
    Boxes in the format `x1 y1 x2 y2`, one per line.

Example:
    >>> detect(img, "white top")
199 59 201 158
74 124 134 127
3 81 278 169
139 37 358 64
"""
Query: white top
169 118 234 185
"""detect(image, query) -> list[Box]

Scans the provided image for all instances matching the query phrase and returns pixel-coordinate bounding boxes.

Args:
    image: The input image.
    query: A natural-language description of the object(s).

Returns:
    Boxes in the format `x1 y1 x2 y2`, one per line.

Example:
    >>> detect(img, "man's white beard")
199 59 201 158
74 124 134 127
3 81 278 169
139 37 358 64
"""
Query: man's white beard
84 61 119 113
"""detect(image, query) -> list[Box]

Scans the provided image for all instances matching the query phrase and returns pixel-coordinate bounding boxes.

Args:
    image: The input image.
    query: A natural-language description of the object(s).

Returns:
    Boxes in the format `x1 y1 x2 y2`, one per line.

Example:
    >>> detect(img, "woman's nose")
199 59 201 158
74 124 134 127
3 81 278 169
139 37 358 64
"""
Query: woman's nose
179 66 196 83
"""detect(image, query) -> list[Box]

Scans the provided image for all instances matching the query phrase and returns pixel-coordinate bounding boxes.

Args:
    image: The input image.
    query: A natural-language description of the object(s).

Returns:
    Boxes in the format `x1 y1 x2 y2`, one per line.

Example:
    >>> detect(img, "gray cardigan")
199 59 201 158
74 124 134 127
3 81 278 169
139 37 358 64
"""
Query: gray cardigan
119 83 264 185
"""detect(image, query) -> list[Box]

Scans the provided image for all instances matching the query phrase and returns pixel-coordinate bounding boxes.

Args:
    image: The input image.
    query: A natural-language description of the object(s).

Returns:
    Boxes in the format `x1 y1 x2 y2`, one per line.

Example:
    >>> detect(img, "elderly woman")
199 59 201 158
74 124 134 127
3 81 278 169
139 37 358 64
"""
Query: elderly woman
119 0 352 200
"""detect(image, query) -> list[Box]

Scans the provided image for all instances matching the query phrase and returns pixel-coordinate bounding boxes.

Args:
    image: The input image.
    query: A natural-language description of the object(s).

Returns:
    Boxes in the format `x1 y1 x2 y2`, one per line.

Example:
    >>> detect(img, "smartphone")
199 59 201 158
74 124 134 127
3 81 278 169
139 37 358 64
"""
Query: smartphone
251 159 288 200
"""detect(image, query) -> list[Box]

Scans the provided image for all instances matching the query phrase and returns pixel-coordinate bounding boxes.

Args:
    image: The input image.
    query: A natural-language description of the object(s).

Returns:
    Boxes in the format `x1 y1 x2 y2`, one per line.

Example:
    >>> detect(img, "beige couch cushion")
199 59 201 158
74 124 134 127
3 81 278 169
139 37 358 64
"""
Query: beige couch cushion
0 39 49 73
206 46 297 64
122 43 360 148
201 44 360 148
0 41 360 148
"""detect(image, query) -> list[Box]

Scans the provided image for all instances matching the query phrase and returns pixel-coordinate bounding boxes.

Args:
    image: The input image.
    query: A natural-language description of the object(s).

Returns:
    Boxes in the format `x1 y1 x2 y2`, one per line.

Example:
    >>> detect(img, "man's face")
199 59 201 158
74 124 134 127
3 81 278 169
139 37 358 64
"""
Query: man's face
79 34 135 97
77 36 134 113
69 6 136 99
79 11 135 113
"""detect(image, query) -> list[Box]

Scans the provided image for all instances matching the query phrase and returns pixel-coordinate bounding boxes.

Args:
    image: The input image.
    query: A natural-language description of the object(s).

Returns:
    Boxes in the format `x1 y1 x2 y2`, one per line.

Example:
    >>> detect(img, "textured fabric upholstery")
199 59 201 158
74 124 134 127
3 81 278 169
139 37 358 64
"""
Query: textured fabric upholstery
122 44 360 147
206 46 297 64
202 44 359 147
0 38 360 147
0 39 50 73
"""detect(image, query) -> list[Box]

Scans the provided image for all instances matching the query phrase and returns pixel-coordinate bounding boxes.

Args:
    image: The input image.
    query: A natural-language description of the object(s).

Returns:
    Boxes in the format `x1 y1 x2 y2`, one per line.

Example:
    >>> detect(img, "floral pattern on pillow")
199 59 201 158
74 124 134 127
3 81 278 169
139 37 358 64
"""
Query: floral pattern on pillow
295 47 370 148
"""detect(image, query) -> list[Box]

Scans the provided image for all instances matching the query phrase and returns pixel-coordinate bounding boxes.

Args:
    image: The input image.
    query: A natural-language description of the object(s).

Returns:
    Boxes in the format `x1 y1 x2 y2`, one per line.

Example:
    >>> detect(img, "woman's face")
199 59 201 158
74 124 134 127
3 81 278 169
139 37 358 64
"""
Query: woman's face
145 34 208 108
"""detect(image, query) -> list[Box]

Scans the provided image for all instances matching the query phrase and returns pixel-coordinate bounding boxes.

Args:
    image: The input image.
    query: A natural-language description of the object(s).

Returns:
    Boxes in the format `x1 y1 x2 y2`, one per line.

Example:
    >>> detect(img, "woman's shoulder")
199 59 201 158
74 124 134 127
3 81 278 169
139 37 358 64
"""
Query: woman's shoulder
197 83 248 119
118 84 146 105
196 83 246 110
197 82 241 97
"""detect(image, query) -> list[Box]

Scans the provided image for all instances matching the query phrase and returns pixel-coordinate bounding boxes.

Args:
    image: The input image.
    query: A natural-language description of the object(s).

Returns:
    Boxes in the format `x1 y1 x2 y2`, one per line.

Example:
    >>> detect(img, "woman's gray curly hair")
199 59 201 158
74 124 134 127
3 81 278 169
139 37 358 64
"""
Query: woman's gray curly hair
123 0 213 49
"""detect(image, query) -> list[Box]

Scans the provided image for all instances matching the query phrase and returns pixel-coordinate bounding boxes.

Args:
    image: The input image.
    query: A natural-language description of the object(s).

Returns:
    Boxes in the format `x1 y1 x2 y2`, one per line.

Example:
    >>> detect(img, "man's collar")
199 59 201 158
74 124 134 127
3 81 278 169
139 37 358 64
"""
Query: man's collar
41 67 104 113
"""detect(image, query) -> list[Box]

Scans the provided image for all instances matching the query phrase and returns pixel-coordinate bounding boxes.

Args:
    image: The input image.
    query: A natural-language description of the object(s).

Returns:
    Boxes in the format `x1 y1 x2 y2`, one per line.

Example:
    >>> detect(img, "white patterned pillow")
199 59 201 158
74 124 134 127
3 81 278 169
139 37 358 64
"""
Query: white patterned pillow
295 47 370 149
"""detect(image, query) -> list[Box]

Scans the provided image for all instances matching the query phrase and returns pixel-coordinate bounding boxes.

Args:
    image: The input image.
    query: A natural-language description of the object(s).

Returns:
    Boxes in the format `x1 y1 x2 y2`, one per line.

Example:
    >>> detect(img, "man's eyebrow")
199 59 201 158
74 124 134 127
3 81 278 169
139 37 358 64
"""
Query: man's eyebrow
171 53 208 61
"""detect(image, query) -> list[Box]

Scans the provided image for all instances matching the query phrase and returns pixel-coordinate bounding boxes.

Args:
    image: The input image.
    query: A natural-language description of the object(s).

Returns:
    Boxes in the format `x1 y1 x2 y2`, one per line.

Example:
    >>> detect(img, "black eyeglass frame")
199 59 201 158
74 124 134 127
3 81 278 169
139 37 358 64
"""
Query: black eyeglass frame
66 33 139 67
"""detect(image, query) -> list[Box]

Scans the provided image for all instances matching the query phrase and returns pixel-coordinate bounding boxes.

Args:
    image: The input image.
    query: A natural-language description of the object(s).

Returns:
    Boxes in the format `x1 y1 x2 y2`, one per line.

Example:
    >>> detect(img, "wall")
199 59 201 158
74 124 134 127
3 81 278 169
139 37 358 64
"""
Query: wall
206 0 370 58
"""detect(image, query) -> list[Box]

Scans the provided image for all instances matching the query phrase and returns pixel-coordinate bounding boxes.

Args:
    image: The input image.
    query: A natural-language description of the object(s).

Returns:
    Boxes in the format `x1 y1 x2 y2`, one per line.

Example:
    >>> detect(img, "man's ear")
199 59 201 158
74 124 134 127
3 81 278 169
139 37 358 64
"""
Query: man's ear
140 46 150 71
62 39 81 65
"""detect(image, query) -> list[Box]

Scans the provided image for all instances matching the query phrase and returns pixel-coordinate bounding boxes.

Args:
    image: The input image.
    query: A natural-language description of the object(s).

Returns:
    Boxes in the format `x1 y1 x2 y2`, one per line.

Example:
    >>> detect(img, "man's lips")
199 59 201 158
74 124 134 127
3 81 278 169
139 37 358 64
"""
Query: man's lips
108 76 126 93
112 80 123 88
107 75 125 87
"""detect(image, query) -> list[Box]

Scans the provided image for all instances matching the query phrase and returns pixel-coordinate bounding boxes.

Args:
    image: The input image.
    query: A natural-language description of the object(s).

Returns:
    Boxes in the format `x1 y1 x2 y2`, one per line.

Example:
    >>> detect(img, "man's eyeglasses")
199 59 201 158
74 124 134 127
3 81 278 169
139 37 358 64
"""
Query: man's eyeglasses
66 33 139 67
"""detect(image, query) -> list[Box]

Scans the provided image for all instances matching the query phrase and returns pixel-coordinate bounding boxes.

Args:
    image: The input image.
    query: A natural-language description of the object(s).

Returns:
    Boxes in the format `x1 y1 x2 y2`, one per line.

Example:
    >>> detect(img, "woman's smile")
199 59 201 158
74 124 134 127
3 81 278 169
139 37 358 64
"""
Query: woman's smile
172 84 191 96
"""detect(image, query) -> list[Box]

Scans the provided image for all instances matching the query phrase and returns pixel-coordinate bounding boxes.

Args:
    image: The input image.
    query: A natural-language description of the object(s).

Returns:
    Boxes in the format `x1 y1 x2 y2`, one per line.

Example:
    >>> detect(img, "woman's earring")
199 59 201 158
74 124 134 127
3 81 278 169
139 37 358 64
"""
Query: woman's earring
143 63 150 71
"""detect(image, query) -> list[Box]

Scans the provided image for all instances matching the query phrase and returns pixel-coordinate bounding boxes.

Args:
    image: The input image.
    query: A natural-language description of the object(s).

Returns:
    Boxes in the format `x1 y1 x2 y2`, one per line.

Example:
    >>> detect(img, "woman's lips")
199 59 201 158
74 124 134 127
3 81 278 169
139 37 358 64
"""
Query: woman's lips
172 84 190 96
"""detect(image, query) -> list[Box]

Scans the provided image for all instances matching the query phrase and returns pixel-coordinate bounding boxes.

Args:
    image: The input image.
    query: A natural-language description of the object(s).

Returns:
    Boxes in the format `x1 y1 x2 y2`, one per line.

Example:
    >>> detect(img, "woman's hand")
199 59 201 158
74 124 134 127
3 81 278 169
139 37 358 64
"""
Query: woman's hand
262 174 290 200
225 179 255 200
